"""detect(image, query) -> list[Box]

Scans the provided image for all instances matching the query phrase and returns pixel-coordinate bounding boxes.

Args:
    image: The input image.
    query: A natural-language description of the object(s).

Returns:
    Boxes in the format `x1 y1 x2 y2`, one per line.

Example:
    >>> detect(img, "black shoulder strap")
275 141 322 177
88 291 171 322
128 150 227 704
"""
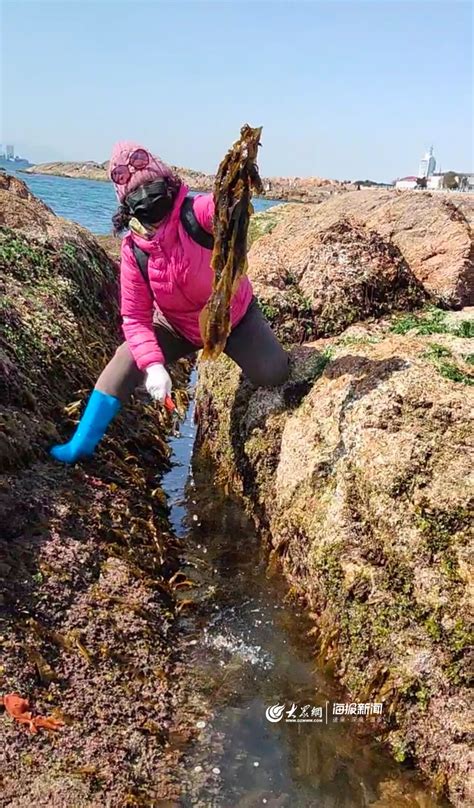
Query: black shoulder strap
132 243 150 286
180 196 214 250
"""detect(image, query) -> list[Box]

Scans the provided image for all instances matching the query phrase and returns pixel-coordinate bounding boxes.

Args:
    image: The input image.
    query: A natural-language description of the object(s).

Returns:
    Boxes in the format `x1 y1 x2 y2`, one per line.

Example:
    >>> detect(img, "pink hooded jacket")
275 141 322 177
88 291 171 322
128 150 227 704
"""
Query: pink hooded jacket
120 182 253 370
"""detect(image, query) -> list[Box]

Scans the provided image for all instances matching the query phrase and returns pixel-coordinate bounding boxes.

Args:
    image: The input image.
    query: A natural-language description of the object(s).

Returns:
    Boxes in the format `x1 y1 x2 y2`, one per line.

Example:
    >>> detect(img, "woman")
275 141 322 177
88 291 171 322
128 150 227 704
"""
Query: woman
50 141 289 464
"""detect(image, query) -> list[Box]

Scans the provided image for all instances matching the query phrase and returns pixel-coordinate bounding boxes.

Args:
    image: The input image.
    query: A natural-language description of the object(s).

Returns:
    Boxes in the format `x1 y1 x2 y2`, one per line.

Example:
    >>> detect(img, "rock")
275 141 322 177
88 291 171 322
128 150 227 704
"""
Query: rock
24 160 110 183
196 321 473 806
259 176 347 203
0 172 110 256
249 210 425 343
0 171 55 232
248 205 287 249
248 191 474 313
95 233 122 263
0 175 120 468
444 306 474 332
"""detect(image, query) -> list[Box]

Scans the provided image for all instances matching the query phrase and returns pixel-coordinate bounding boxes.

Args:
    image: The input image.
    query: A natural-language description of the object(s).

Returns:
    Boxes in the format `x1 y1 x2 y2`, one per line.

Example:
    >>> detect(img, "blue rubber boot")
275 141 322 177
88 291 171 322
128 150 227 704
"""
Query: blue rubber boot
50 389 122 464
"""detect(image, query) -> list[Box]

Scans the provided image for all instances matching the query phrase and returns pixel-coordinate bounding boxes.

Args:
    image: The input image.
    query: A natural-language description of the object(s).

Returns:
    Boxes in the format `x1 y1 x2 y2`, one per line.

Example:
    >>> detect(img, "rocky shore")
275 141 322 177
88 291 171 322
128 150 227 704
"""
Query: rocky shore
24 160 348 202
24 160 214 194
2 175 473 806
195 190 474 806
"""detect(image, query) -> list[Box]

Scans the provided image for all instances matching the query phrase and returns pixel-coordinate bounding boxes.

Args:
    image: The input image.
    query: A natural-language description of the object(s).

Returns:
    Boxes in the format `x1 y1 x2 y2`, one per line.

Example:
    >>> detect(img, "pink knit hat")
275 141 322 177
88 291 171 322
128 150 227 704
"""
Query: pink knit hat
109 140 175 203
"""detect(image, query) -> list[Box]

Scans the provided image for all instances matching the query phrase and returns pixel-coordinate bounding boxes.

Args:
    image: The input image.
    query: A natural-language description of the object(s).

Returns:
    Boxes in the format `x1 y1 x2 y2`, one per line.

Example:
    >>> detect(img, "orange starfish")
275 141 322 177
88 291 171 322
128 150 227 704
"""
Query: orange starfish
3 693 64 734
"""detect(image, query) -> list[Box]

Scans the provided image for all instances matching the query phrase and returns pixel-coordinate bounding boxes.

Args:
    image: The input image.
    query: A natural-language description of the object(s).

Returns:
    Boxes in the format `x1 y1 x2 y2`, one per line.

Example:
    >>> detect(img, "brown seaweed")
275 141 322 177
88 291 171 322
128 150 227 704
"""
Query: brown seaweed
199 124 263 359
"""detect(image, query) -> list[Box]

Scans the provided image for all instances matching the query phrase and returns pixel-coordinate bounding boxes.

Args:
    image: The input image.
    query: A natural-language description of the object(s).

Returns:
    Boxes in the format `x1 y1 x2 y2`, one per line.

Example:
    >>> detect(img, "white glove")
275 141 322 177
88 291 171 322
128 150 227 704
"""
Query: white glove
145 363 172 403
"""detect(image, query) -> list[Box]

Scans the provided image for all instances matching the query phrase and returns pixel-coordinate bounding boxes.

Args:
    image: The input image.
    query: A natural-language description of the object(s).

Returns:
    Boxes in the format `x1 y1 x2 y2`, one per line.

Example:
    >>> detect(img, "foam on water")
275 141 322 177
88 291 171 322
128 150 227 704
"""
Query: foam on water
202 627 273 669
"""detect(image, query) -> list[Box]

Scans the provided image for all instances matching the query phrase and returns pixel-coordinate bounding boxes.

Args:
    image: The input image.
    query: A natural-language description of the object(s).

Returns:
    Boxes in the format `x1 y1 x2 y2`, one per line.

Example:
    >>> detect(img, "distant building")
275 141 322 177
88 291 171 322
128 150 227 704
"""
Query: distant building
427 173 445 190
5 145 14 160
462 173 474 191
395 171 474 192
395 176 418 190
418 146 436 179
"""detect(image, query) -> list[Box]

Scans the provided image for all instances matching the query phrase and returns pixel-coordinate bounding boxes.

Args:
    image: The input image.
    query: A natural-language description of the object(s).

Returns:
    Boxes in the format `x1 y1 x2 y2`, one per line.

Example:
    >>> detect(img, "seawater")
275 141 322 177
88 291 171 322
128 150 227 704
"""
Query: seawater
13 169 280 234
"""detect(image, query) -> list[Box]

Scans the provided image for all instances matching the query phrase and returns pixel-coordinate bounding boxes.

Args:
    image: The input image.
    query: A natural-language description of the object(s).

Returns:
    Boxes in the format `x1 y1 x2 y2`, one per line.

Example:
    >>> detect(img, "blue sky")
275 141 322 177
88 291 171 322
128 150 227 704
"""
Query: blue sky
1 0 472 182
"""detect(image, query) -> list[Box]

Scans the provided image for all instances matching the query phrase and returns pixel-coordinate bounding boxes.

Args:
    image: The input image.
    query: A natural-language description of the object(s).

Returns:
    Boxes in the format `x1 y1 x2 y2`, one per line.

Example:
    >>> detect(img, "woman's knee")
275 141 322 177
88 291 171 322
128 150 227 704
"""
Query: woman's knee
96 341 144 401
248 351 290 388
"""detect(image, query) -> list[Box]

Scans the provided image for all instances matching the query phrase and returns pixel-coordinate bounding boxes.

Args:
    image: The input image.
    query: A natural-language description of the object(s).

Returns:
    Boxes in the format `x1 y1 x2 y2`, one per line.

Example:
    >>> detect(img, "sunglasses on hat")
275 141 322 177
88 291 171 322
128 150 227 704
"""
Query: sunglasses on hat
111 148 150 185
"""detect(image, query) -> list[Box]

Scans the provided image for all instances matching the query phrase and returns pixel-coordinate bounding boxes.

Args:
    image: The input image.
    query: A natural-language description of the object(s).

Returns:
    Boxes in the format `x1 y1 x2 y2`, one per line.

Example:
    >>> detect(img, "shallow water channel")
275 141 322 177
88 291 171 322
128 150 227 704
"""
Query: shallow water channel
161 372 447 808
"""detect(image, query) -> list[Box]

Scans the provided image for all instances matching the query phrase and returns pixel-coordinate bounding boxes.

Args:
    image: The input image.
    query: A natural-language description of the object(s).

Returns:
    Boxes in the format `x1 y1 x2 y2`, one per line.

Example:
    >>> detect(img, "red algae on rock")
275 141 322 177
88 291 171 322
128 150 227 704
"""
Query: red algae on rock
0 174 204 805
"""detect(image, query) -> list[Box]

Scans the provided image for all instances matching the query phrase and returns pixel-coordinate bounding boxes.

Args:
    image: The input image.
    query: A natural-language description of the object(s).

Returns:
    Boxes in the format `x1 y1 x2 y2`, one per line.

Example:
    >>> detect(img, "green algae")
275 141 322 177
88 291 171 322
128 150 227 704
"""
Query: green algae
423 343 474 385
256 290 316 345
335 334 382 346
415 505 471 556
311 541 344 601
391 305 474 339
247 206 284 248
391 307 449 336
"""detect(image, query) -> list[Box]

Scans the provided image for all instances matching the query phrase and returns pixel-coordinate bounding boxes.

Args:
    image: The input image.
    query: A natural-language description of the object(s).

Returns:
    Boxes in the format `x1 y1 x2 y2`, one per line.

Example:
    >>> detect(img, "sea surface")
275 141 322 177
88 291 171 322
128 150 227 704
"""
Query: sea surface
11 169 280 234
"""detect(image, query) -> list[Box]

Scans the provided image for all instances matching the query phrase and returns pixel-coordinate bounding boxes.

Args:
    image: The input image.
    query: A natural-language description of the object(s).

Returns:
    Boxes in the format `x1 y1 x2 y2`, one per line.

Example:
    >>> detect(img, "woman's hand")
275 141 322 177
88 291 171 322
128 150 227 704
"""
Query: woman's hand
145 363 172 403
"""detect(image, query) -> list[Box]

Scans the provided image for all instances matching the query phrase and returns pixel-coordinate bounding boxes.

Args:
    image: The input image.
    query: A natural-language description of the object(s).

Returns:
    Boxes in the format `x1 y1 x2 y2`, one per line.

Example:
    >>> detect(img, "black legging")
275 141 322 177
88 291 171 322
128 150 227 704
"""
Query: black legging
96 299 289 402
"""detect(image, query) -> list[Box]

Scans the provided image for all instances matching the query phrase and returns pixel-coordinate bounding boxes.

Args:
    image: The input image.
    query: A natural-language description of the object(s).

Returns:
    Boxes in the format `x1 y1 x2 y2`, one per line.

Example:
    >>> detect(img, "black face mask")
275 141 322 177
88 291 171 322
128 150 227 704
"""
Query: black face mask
126 180 174 226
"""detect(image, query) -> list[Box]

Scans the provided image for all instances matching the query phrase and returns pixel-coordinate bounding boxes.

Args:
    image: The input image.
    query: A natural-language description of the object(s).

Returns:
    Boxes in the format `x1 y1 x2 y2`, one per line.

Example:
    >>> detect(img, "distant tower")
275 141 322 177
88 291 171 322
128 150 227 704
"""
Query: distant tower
418 146 436 179
6 145 14 160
